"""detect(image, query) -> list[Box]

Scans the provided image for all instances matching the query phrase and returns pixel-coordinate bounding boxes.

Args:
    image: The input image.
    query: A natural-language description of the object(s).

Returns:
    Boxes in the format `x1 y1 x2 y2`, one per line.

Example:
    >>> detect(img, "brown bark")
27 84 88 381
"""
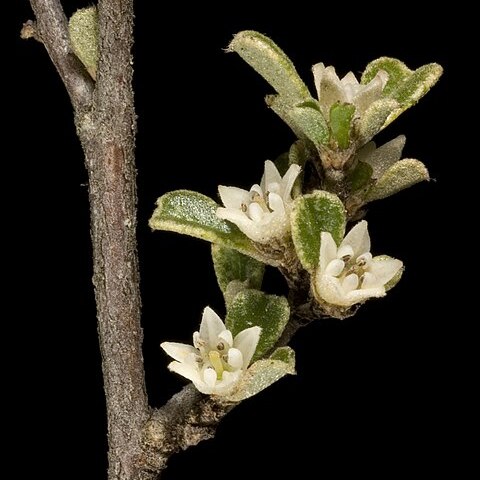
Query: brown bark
27 1 150 478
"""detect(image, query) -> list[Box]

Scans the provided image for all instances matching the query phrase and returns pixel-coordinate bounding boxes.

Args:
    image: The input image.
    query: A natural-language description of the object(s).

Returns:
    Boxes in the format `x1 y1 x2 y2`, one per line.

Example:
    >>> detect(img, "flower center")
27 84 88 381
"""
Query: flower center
326 251 373 291
208 350 225 380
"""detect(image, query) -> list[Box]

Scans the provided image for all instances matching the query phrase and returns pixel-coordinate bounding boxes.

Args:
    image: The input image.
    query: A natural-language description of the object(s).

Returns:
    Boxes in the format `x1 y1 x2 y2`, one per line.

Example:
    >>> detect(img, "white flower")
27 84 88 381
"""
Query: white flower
161 307 261 396
313 221 403 308
356 135 405 179
217 160 301 244
312 63 388 118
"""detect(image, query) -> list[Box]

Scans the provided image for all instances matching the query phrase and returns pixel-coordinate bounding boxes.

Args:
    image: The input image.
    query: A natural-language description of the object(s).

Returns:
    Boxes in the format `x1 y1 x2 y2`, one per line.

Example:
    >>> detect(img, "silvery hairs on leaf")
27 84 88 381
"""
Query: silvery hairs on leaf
313 221 403 308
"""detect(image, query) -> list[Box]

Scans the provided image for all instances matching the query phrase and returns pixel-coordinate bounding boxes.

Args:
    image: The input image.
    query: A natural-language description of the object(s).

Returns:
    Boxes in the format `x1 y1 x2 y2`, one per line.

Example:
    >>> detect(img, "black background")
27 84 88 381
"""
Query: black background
10 2 456 478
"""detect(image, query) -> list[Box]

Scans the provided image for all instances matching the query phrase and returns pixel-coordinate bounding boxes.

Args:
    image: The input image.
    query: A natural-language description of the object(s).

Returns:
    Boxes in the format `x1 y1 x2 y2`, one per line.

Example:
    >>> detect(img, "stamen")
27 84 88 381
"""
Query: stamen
217 342 225 351
241 203 248 212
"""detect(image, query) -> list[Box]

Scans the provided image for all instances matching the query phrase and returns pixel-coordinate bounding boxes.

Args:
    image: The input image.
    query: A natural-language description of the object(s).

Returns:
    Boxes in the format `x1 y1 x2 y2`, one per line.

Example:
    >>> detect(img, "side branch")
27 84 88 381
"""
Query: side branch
28 0 94 109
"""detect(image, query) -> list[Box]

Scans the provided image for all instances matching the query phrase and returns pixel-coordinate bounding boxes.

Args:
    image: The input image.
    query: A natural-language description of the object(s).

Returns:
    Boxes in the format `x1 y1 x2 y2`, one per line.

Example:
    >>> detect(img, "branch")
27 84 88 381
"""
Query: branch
141 386 234 472
78 1 149 478
27 0 94 109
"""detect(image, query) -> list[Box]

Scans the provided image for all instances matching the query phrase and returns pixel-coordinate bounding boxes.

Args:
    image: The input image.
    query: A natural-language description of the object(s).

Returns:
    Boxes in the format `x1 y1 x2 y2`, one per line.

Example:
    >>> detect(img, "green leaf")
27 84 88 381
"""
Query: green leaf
361 57 412 95
266 96 329 148
266 94 306 139
269 346 296 366
366 159 429 202
329 103 356 149
361 58 442 127
288 141 310 197
229 30 311 104
347 161 373 192
356 98 398 144
212 245 265 293
291 191 346 271
69 7 99 79
224 347 295 402
288 140 310 168
149 190 272 264
287 102 330 148
226 290 290 361
389 63 443 109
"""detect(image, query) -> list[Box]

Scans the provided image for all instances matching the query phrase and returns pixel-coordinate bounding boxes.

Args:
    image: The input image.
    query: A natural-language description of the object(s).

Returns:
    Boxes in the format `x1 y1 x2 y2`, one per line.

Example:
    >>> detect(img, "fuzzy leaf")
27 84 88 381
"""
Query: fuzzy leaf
69 7 99 79
149 190 271 264
289 140 310 168
269 346 296 366
356 98 398 144
291 191 346 271
330 103 356 149
266 94 306 139
225 347 295 402
212 245 264 293
288 141 310 197
390 63 443 107
361 57 412 95
226 290 290 361
366 159 429 202
229 31 311 104
347 161 373 192
287 102 330 148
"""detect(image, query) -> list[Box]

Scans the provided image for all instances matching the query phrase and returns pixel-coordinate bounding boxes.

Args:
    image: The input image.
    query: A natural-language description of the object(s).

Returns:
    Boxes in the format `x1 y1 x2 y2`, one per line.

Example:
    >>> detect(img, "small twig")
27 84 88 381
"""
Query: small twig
27 0 94 110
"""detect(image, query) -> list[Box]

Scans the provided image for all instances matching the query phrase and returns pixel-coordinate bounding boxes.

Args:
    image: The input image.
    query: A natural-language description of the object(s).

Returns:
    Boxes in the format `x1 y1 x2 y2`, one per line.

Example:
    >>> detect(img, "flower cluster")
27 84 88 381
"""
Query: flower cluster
312 63 388 118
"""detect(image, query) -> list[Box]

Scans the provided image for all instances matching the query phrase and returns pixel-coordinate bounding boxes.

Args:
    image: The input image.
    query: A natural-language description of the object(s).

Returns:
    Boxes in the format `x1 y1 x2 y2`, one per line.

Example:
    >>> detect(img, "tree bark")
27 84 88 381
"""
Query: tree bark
26 1 149 478
78 1 150 478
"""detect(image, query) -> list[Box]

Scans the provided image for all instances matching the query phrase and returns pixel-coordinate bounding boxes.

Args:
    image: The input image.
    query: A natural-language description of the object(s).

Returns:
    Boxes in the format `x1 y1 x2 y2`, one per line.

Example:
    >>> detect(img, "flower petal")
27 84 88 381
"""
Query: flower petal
199 307 227 349
353 70 388 116
337 244 354 261
340 71 361 103
161 342 198 363
369 257 403 285
344 286 385 306
325 258 345 276
342 220 371 258
261 160 282 192
315 274 345 306
248 202 265 222
342 273 359 293
168 361 200 383
227 347 244 370
218 330 233 348
203 368 217 388
319 231 338 272
218 186 249 209
281 164 301 202
268 192 285 215
312 63 346 116
214 370 242 395
363 135 406 179
233 326 261 368
361 271 380 289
